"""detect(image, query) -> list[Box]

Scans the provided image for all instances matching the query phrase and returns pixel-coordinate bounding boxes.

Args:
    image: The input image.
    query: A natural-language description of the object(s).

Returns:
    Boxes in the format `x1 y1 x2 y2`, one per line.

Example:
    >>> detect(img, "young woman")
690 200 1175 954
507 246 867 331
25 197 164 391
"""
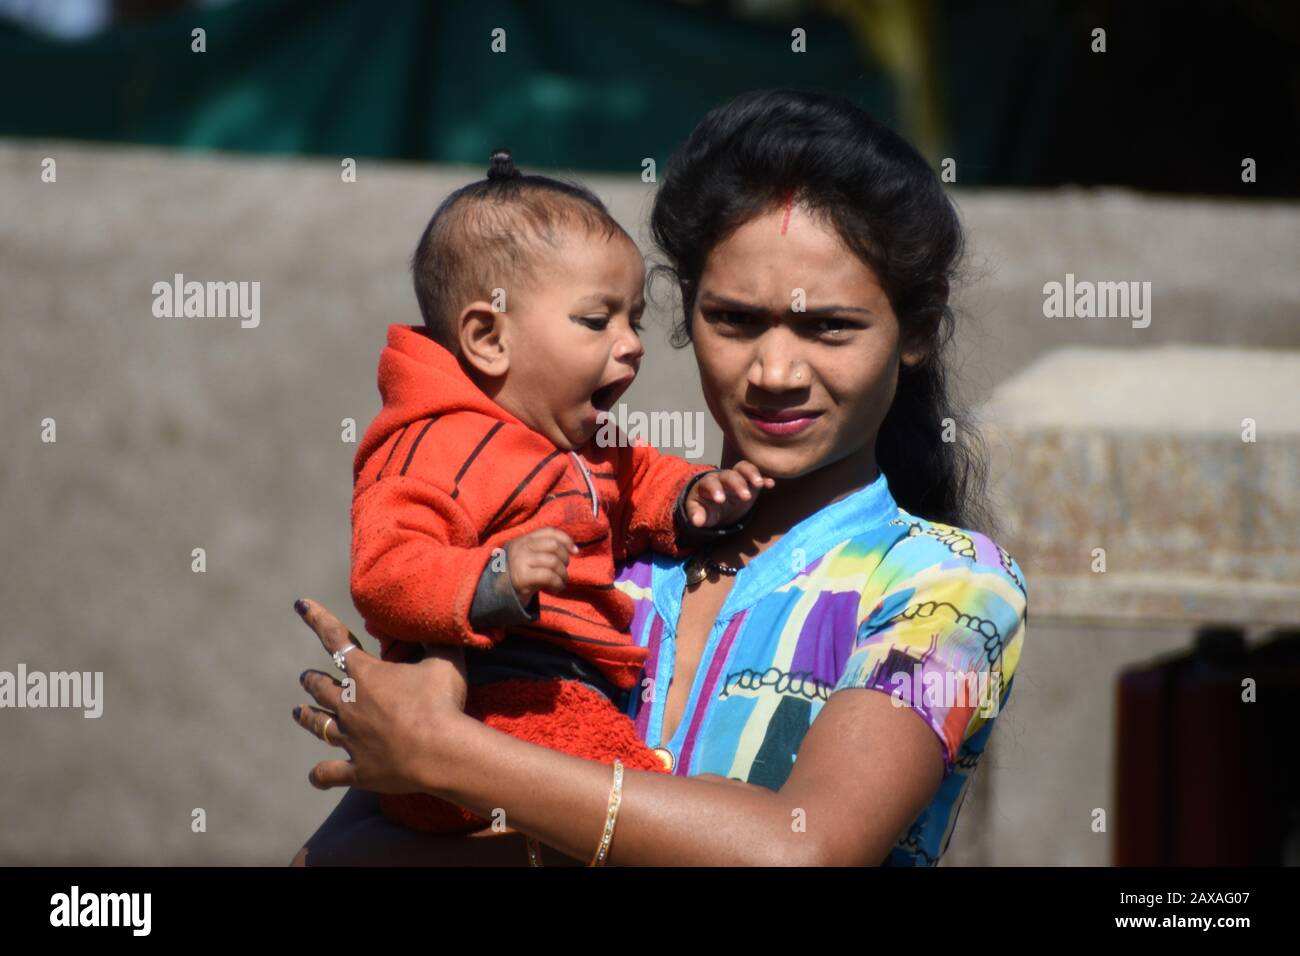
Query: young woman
289 88 1028 866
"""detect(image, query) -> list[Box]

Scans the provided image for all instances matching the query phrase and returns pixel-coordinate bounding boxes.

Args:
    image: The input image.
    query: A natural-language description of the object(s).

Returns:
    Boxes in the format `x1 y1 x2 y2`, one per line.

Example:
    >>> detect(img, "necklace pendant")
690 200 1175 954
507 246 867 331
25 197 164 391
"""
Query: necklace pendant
685 555 709 585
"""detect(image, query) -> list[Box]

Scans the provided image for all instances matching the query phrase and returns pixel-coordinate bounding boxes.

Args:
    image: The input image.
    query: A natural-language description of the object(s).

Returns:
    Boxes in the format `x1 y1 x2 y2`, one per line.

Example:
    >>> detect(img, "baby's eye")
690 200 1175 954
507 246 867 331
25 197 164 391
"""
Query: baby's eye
575 314 611 330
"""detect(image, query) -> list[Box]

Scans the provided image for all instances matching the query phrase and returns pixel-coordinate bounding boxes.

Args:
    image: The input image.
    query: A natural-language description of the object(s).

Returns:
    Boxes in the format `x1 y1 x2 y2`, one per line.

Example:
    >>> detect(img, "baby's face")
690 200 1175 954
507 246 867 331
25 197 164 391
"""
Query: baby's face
495 228 646 450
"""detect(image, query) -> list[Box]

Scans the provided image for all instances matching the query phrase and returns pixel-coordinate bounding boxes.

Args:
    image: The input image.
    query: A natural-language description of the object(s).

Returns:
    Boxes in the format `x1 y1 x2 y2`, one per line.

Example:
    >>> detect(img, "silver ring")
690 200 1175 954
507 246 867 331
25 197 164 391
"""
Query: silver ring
332 643 359 673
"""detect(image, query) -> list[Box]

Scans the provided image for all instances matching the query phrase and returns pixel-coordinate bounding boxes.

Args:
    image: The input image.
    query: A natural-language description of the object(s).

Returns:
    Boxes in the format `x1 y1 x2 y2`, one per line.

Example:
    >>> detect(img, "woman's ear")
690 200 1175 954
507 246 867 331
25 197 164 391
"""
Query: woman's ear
900 313 940 368
457 301 510 378
901 279 947 368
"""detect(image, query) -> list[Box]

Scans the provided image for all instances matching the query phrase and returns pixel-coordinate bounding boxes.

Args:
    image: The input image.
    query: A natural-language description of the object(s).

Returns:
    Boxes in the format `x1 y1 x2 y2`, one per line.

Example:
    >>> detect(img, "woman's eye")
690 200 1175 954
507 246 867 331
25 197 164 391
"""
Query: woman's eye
812 318 858 336
705 310 755 328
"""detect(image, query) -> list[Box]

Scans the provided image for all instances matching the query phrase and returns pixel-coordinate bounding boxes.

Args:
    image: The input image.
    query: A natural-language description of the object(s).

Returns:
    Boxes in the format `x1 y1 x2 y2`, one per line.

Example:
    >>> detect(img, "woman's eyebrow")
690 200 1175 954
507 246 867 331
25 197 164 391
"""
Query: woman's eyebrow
699 293 873 318
697 293 763 311
801 305 874 318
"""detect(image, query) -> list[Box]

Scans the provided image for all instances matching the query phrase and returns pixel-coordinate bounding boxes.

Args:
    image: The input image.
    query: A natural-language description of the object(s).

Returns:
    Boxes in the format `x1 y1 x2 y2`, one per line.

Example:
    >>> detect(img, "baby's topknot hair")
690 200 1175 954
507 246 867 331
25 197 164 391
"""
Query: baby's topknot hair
487 148 521 181
410 150 633 352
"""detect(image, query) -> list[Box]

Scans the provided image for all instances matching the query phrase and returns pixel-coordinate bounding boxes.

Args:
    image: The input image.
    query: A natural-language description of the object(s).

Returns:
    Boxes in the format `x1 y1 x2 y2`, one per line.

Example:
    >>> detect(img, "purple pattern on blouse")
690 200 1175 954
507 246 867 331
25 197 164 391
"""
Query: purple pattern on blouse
789 589 862 687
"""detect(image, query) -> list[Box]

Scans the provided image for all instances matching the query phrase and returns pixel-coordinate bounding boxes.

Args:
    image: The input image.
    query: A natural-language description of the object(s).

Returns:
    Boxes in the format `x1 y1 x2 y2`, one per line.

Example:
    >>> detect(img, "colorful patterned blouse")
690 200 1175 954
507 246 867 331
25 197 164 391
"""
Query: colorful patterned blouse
613 469 1028 866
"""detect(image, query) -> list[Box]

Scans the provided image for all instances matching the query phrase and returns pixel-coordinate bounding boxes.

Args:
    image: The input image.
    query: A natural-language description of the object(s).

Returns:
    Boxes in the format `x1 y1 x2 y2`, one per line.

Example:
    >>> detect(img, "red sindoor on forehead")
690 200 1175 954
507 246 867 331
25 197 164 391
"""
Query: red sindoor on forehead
779 189 795 236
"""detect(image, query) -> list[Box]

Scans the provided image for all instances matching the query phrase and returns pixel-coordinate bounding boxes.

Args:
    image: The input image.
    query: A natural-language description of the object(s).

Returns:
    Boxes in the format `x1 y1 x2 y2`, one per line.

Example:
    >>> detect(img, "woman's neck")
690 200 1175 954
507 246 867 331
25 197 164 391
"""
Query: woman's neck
721 441 879 544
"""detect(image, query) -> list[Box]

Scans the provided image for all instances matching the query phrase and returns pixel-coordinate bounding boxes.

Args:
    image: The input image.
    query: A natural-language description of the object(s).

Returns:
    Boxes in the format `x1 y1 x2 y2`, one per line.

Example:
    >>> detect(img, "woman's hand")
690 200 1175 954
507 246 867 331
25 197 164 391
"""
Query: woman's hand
290 597 469 795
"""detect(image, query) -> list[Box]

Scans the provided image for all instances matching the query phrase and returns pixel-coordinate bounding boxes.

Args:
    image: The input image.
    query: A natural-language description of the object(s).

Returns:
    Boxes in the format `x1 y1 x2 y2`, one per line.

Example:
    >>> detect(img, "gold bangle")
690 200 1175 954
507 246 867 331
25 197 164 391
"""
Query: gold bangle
589 759 624 867
525 836 544 867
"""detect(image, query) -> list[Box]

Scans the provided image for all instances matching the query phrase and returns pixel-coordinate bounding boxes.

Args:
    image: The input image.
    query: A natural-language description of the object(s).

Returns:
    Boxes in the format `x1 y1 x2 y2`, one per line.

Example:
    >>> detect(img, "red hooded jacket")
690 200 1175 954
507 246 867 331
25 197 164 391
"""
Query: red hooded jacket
351 325 713 691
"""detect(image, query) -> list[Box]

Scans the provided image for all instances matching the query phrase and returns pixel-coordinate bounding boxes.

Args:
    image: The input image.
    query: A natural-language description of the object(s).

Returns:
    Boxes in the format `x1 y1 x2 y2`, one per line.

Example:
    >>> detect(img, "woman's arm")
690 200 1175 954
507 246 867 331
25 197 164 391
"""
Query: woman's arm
428 686 945 866
293 599 946 866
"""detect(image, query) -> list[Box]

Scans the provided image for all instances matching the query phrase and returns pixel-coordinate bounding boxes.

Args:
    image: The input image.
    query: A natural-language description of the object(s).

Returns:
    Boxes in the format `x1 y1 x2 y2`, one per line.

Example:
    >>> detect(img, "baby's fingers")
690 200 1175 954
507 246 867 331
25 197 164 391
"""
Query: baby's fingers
732 460 773 489
533 563 568 594
716 469 754 502
695 473 725 504
534 527 579 555
685 499 712 527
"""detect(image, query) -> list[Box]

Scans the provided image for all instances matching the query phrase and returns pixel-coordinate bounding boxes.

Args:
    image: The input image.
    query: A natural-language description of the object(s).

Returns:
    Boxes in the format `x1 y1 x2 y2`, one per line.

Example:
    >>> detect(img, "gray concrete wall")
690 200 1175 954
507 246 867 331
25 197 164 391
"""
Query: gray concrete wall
1 140 1296 864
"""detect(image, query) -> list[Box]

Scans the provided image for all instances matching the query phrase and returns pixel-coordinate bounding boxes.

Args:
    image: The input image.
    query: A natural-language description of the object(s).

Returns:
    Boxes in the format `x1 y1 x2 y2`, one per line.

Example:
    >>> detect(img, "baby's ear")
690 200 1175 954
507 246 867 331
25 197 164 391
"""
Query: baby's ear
457 301 510 378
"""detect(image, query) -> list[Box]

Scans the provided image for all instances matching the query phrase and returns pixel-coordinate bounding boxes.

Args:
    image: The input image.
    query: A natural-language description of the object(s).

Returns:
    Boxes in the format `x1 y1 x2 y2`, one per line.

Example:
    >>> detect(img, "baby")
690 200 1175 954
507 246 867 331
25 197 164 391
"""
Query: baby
350 150 769 833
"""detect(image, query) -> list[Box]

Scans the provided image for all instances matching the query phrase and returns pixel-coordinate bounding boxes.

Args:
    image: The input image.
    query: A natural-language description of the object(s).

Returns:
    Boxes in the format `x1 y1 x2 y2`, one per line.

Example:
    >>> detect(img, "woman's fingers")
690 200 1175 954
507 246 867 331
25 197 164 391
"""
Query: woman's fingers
308 759 359 790
295 596 371 676
294 702 349 747
300 669 344 712
290 596 470 798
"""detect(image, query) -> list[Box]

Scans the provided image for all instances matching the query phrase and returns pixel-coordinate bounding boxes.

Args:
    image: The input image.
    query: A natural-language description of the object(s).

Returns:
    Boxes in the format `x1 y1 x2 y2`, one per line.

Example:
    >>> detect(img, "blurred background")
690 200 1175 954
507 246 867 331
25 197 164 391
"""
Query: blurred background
1 0 1297 865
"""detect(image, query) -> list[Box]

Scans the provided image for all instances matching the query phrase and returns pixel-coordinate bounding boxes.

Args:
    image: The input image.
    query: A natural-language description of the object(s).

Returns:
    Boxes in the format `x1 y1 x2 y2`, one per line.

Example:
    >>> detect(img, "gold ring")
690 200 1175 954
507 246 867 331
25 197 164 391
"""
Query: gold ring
321 716 335 745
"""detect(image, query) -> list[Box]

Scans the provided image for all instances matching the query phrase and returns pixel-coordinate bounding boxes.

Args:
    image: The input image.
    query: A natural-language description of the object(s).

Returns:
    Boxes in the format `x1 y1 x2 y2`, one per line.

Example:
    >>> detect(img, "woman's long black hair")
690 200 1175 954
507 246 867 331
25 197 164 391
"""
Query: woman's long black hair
650 88 993 534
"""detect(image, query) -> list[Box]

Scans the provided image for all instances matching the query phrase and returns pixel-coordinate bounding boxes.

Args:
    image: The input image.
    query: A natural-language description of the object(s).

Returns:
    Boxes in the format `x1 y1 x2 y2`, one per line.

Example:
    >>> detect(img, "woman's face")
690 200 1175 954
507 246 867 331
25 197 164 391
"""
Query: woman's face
690 203 927 481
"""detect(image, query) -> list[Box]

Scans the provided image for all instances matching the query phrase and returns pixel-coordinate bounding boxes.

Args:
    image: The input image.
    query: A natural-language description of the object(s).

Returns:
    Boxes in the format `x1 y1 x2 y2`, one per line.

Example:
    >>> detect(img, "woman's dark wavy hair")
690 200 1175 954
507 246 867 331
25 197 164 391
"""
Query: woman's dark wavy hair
650 88 993 533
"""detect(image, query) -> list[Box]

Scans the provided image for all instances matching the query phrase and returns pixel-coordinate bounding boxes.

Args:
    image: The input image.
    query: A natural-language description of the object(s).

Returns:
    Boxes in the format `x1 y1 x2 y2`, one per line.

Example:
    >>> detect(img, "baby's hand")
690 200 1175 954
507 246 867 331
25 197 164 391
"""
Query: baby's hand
506 528 579 603
682 461 773 529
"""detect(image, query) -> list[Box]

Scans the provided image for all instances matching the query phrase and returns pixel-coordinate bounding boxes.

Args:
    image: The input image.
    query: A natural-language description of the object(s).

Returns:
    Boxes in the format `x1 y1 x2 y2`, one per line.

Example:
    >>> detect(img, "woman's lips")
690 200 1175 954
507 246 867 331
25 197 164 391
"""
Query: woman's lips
743 407 822 436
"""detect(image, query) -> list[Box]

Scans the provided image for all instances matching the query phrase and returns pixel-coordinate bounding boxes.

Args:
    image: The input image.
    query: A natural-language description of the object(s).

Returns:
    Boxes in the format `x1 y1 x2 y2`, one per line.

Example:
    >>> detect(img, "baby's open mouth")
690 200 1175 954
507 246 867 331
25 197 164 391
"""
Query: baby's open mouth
590 378 631 413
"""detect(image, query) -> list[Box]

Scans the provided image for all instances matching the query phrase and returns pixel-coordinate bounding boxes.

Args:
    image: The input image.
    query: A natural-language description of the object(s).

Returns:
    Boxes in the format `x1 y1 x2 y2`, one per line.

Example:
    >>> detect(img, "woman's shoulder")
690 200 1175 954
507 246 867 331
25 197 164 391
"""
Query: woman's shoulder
833 510 1030 777
865 509 1028 602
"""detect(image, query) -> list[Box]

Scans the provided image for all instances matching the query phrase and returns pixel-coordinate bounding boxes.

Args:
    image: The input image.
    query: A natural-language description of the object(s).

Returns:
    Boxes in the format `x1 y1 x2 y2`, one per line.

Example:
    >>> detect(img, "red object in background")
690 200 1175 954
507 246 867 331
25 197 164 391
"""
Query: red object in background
1114 628 1300 866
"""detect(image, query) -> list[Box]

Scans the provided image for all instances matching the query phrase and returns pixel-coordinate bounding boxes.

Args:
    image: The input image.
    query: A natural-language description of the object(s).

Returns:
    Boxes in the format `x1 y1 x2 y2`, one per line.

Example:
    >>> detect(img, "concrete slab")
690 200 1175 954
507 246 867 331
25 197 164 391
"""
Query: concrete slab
980 346 1299 626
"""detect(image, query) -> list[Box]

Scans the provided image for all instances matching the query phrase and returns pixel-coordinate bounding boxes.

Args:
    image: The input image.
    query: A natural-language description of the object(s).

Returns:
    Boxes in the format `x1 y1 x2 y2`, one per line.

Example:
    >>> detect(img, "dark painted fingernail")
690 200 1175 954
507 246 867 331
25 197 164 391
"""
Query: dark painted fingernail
294 598 308 616
299 670 309 686
293 706 302 720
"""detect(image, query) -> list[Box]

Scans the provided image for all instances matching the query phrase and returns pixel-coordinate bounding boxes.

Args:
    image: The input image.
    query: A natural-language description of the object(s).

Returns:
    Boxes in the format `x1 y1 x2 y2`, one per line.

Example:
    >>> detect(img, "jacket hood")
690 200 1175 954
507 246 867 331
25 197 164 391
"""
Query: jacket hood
353 325 525 478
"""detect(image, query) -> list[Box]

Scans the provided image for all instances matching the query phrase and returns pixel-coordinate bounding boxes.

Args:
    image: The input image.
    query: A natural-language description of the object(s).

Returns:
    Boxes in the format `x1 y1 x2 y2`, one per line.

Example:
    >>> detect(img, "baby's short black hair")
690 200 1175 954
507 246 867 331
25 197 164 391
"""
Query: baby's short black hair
411 149 631 350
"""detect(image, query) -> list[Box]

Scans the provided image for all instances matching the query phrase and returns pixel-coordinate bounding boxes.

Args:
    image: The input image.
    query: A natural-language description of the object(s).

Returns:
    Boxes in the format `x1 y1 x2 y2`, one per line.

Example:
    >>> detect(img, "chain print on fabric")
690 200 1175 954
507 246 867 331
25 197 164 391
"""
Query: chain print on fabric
894 599 1004 668
719 666 835 702
895 819 937 866
995 542 1027 597
953 746 984 773
887 517 976 559
891 517 1025 600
